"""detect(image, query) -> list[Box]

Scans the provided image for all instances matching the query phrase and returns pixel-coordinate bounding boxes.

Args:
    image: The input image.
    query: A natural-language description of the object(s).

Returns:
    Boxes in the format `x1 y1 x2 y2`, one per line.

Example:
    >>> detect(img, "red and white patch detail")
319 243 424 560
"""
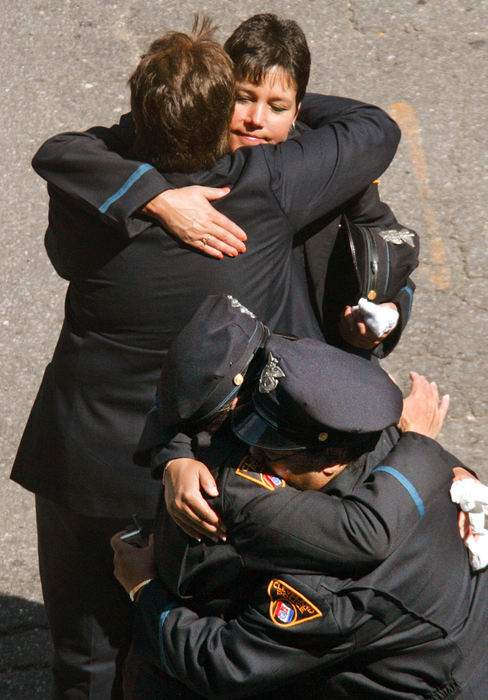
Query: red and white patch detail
267 579 322 627
236 455 286 491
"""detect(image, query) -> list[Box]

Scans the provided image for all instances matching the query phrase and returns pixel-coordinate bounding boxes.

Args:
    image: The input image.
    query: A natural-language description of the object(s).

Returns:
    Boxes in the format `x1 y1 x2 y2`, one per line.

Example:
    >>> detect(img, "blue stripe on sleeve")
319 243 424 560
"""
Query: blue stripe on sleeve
158 602 180 676
373 465 425 517
383 244 390 296
98 163 154 213
401 284 414 319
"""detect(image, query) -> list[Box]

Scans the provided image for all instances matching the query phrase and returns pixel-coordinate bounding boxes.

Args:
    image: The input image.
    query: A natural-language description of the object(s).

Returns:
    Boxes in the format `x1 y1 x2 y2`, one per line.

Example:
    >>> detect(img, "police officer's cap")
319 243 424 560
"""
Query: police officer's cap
158 294 268 428
342 216 419 304
232 336 403 451
134 294 269 466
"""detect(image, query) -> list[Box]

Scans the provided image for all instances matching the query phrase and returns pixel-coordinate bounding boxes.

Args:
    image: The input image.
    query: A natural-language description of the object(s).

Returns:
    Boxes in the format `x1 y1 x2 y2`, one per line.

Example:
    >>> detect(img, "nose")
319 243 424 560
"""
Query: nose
244 103 264 128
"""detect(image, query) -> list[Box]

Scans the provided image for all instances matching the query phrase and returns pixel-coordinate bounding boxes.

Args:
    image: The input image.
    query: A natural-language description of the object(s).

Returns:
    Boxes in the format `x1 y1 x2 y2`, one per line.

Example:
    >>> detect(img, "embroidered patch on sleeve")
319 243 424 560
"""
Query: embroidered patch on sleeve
267 579 322 627
235 455 286 490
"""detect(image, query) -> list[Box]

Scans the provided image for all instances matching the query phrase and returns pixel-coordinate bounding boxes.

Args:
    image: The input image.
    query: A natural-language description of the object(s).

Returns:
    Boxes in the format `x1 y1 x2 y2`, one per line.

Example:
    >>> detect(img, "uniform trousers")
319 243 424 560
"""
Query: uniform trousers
36 495 146 699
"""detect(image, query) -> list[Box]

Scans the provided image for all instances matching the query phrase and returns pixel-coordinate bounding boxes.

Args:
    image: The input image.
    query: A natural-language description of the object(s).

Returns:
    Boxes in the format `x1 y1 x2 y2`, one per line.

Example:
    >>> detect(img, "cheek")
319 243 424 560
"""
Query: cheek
230 103 249 129
266 114 296 144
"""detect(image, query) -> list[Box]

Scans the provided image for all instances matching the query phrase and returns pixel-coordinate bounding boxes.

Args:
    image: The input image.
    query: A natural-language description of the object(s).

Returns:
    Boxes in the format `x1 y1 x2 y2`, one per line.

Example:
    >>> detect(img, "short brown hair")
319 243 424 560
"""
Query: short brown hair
224 14 310 105
130 17 235 172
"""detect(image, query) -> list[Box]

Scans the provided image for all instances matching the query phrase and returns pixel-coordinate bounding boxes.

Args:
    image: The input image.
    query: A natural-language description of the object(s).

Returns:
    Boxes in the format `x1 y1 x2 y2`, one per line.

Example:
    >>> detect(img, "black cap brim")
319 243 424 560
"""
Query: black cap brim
231 400 307 451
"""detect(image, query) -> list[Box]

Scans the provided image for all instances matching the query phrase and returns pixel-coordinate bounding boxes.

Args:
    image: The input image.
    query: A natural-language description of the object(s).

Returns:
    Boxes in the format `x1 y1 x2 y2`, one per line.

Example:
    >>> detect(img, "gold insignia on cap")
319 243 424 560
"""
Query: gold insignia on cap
233 373 244 386
367 290 377 300
318 432 328 442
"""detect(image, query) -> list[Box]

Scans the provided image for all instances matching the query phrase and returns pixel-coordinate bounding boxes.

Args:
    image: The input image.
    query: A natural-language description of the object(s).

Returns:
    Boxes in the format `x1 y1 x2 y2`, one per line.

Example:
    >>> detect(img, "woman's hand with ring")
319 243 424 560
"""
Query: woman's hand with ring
141 186 247 258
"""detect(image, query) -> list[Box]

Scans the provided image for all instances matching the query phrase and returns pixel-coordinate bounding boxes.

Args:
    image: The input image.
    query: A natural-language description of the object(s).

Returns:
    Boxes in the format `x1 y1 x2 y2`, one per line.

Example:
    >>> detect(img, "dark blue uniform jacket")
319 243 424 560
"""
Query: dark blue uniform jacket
132 429 488 699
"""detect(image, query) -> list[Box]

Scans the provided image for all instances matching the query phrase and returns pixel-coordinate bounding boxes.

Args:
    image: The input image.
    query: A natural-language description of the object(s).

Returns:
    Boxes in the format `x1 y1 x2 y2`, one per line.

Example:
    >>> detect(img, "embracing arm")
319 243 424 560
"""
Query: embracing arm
135 577 355 699
112 531 347 699
33 115 169 238
138 432 225 542
131 387 224 540
269 93 401 231
33 114 246 256
229 375 455 575
228 432 460 577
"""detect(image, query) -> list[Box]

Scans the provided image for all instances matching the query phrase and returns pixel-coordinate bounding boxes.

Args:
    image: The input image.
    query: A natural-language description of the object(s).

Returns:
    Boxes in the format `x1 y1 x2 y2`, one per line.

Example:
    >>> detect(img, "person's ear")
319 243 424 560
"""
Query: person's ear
320 464 343 480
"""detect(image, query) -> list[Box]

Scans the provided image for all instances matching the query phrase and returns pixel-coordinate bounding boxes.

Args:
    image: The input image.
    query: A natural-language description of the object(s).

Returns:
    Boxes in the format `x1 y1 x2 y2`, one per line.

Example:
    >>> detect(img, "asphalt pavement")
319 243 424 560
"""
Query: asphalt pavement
1 0 487 696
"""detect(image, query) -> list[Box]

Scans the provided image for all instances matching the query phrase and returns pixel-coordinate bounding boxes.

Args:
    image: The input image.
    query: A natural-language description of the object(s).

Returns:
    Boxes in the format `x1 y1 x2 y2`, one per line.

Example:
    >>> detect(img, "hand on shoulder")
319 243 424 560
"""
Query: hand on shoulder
398 371 450 439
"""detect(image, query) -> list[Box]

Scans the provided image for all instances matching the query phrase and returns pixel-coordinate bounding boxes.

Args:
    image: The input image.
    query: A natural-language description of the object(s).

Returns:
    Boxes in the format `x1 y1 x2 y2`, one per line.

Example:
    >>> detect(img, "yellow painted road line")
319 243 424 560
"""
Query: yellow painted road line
390 102 451 289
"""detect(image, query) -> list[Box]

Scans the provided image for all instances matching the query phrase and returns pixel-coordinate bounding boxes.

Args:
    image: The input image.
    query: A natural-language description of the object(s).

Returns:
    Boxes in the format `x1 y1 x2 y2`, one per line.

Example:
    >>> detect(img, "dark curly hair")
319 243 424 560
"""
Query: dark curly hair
224 13 311 105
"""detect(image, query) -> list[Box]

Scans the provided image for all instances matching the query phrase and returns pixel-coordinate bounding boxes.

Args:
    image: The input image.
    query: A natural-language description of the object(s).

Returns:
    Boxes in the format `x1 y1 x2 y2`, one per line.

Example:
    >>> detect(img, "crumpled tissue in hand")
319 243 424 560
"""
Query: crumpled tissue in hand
352 298 399 338
451 478 488 571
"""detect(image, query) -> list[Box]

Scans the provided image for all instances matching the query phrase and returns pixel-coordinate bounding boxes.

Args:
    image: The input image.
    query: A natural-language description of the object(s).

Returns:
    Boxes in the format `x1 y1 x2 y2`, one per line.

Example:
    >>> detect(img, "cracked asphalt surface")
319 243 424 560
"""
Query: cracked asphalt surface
1 1 487 696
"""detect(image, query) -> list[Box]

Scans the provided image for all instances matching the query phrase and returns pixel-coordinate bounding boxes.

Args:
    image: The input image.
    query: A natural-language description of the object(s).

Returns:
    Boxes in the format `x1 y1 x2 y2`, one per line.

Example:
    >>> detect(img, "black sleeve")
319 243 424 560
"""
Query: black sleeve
32 95 400 240
341 181 397 226
226 434 461 576
266 93 401 231
136 578 357 699
374 278 416 358
132 404 195 474
32 113 170 237
149 434 195 479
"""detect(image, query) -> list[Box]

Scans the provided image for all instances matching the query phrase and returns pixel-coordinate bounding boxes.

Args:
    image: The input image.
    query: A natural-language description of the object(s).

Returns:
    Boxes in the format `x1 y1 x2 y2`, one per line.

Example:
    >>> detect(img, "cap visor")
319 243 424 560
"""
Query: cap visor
231 401 306 451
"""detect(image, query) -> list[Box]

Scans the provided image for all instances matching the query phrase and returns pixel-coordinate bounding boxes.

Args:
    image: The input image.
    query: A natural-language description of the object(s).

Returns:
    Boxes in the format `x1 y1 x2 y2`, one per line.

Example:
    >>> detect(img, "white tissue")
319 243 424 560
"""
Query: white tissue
450 478 488 571
352 298 399 338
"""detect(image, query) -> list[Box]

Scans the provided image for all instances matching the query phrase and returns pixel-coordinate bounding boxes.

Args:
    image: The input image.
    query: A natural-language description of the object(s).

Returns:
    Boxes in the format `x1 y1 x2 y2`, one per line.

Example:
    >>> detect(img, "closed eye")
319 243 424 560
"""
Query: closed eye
236 93 254 104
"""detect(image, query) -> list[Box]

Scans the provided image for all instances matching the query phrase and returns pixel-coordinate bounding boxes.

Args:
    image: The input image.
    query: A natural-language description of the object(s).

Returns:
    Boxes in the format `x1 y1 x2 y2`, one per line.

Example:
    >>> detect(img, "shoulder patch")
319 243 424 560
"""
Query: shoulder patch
236 455 286 491
267 579 322 627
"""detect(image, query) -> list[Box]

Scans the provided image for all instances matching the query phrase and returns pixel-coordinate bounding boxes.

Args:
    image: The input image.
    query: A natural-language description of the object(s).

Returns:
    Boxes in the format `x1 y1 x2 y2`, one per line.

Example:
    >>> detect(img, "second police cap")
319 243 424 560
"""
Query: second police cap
343 215 419 303
232 335 403 450
157 294 269 428
134 294 269 465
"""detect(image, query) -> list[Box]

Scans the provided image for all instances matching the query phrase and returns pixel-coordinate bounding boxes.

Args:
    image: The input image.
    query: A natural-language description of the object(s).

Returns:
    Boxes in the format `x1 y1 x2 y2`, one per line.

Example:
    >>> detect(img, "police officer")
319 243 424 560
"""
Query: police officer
112 336 484 699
